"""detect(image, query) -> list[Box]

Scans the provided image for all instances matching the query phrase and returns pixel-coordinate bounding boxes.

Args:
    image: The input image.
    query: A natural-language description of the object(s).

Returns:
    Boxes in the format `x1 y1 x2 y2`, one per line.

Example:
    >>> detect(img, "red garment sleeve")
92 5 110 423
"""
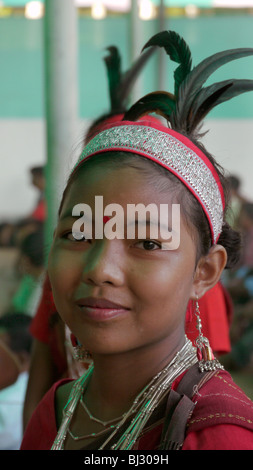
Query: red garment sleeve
30 274 56 344
20 379 72 450
183 424 253 450
31 199 46 222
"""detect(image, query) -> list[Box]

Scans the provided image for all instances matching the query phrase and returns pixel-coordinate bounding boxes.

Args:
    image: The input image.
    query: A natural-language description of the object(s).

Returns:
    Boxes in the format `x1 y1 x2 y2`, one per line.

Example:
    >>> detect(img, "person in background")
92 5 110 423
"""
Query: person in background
11 228 45 317
29 166 46 222
0 222 15 248
239 202 253 268
0 313 32 450
0 164 46 249
223 202 253 372
22 274 68 431
226 175 247 230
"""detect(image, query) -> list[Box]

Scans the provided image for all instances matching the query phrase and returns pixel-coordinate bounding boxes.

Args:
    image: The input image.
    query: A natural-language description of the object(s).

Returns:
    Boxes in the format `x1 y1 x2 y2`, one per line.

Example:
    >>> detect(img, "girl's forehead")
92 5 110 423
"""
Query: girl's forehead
64 164 178 208
58 161 198 255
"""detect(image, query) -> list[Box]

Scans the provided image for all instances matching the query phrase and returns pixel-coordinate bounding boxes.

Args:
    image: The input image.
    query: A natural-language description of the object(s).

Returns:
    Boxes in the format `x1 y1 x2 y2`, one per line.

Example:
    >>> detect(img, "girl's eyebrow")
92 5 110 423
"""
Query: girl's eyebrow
59 211 94 227
59 208 90 221
58 212 74 221
127 219 172 233
58 209 178 239
58 211 85 222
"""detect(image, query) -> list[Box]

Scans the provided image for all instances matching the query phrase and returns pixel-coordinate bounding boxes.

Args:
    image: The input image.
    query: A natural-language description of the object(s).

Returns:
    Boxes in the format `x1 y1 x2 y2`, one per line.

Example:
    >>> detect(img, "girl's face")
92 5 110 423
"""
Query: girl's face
48 163 199 358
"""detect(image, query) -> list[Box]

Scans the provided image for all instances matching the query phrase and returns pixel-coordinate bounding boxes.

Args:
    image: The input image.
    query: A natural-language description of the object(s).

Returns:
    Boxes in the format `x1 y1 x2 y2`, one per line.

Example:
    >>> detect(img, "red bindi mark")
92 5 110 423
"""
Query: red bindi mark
103 216 111 224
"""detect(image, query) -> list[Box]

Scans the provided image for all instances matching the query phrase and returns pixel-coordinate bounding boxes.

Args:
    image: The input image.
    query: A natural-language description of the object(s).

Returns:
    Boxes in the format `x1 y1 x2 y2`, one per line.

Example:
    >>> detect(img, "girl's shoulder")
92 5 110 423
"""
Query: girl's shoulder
21 378 74 450
187 368 253 433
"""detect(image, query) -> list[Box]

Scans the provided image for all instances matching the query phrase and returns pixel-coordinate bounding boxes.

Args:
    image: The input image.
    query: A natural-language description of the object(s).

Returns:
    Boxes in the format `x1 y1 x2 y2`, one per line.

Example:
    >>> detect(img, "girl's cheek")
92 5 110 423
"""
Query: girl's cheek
48 249 67 290
49 249 83 295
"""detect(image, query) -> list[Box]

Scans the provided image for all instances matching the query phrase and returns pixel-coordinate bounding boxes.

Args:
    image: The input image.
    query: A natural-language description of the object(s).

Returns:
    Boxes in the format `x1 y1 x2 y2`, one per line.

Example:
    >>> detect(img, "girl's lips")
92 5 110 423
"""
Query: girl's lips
75 297 130 321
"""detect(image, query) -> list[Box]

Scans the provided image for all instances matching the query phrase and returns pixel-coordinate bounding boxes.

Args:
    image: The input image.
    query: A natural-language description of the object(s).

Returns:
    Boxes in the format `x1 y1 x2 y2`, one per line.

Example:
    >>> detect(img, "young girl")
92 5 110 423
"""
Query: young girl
21 31 253 450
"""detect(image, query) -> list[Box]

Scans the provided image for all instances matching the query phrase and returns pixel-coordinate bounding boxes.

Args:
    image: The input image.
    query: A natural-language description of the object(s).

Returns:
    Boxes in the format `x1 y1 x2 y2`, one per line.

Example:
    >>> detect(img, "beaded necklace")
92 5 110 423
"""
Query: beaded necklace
51 337 197 450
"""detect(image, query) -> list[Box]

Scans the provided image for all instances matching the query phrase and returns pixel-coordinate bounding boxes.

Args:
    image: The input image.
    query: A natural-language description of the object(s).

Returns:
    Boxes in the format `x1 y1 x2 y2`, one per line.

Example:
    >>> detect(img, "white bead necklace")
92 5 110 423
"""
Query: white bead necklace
51 337 197 450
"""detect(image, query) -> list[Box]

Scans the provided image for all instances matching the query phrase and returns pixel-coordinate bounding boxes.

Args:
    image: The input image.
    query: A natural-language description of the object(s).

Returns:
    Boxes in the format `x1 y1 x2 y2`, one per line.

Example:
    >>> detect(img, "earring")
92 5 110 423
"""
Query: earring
70 333 93 364
194 297 224 373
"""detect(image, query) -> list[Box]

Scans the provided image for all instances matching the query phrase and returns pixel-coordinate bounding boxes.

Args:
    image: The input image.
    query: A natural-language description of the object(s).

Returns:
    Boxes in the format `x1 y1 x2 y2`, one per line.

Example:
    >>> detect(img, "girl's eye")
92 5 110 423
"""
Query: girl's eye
62 231 88 242
135 240 161 251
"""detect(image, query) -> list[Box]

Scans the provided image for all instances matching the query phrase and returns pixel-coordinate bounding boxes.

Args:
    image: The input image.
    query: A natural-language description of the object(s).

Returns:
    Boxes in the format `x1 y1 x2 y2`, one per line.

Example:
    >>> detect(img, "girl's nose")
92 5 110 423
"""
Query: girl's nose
81 239 125 287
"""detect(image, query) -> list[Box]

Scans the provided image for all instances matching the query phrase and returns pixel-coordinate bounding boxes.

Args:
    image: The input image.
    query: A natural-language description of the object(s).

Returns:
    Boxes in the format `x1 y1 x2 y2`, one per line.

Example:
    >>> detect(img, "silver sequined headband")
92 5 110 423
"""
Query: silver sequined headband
74 120 225 244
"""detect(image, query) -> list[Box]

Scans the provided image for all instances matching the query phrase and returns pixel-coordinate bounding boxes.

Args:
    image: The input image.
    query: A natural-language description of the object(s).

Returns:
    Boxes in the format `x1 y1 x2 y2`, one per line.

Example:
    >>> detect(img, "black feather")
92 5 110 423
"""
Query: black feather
119 48 156 106
189 79 253 131
104 46 156 113
124 30 253 136
124 91 176 122
143 30 192 96
174 48 253 130
104 46 122 111
188 83 233 133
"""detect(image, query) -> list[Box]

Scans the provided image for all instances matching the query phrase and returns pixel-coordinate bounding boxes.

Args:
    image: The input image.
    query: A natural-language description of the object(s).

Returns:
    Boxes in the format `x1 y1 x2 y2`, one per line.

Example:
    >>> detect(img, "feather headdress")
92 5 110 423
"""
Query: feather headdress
77 31 253 244
124 30 253 135
104 45 156 114
85 45 156 142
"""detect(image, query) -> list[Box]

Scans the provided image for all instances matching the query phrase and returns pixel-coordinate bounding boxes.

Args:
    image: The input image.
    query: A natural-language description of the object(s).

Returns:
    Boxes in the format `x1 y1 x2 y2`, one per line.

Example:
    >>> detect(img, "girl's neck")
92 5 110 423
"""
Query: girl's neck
84 332 186 421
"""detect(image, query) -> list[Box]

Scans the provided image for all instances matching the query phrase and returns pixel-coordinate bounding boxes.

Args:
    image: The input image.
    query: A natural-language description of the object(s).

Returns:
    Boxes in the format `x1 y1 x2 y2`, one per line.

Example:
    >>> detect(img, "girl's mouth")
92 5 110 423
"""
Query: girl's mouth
75 297 130 321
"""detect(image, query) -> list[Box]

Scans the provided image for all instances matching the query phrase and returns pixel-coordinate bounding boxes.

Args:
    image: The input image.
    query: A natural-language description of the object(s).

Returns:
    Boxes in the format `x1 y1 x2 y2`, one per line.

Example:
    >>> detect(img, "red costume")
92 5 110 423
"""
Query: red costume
30 199 46 222
21 368 253 450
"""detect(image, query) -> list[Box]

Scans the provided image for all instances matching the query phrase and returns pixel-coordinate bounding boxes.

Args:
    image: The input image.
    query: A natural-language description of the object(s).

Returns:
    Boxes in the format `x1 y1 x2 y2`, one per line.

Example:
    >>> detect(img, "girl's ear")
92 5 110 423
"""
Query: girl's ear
190 244 227 299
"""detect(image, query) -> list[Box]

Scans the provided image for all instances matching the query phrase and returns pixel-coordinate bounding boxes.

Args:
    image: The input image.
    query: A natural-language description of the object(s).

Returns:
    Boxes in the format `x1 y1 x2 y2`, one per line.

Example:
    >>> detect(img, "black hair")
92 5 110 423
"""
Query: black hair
20 228 45 267
227 175 241 191
242 202 253 221
0 313 32 354
186 134 242 269
30 166 44 177
84 112 123 145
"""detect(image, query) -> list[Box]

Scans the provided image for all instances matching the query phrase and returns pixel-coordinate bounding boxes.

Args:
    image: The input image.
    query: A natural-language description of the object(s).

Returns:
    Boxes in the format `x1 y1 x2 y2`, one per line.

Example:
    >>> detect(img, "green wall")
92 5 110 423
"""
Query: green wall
0 13 253 119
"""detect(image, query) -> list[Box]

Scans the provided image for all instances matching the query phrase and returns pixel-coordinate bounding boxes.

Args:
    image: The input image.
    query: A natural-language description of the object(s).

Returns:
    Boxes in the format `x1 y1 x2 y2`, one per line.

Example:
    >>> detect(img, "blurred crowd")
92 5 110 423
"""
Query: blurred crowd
0 165 45 316
0 168 253 449
222 175 253 373
0 165 46 449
